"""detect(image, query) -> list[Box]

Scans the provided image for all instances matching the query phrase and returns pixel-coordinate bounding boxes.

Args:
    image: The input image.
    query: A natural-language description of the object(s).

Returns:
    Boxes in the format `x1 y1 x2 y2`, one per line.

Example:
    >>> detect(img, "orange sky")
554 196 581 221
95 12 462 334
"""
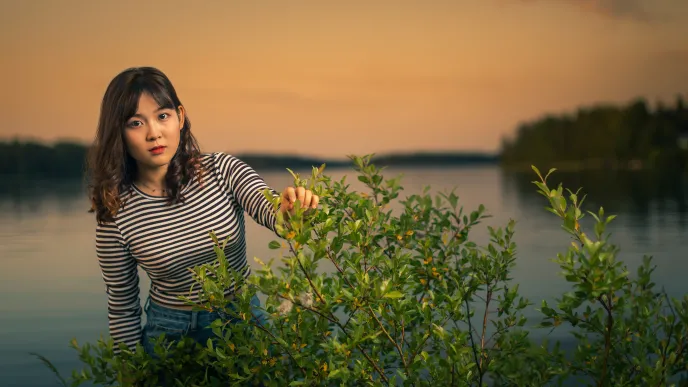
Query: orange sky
1 0 687 158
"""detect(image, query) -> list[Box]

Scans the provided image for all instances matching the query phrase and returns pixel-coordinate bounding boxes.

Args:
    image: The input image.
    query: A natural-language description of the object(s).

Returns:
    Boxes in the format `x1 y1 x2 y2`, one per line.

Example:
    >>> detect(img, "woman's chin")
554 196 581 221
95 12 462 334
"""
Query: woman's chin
136 156 172 170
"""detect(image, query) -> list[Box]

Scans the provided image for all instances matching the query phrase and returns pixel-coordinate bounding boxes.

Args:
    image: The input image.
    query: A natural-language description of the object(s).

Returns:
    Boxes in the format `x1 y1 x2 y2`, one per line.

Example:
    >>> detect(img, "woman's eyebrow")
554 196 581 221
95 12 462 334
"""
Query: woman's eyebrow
130 107 168 119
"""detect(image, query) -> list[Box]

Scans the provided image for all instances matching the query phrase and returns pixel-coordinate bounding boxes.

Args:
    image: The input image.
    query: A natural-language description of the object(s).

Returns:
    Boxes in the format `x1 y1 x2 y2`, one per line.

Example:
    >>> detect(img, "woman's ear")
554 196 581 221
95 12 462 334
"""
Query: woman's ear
177 105 186 129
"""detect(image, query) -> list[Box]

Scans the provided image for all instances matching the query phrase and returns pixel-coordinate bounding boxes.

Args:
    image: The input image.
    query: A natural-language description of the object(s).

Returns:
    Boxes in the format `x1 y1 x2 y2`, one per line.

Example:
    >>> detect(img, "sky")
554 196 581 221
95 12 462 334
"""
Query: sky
1 0 687 158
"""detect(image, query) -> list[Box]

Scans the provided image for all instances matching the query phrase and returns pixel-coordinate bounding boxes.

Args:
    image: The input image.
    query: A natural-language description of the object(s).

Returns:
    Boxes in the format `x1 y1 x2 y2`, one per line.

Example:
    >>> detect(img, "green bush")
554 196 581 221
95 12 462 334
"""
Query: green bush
34 155 688 386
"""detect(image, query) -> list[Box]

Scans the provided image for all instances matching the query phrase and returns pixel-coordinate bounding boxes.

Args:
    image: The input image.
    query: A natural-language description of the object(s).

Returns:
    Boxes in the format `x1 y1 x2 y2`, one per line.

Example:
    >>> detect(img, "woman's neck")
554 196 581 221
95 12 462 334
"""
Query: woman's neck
135 165 168 192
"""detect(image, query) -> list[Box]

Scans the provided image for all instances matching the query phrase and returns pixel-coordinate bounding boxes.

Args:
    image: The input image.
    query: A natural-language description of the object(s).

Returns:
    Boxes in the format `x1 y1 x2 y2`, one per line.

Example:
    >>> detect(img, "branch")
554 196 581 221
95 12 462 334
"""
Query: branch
657 289 677 386
274 294 336 324
248 310 308 378
464 296 483 381
480 282 494 371
276 290 389 383
401 317 407 349
310 220 389 383
406 314 452 369
597 294 614 387
366 306 408 371
314 228 357 290
289 243 327 305
342 307 360 330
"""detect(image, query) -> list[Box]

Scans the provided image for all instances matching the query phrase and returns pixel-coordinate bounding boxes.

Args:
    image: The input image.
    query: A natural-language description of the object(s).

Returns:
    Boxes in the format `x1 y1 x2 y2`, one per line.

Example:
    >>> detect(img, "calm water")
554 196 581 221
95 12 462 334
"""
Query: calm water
1 165 687 386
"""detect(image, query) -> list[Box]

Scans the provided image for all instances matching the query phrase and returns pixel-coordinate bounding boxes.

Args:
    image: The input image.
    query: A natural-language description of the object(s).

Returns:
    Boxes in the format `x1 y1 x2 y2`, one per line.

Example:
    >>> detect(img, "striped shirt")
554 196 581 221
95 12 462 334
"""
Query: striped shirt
95 152 281 353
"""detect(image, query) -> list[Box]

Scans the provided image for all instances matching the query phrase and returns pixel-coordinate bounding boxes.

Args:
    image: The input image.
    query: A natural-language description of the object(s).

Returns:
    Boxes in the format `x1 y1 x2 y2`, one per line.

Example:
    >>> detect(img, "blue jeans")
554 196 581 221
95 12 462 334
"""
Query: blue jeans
141 294 267 357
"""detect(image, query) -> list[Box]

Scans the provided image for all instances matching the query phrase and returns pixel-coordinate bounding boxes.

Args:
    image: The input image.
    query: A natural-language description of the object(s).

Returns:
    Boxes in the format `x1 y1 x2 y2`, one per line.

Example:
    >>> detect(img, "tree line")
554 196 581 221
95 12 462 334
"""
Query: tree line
0 140 499 179
500 95 688 171
2 94 687 178
0 139 88 179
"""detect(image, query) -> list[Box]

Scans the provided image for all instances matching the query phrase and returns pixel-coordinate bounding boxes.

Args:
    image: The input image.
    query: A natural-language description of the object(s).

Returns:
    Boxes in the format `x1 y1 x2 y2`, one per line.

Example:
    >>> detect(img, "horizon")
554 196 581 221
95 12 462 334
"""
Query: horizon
2 0 687 158
0 136 503 163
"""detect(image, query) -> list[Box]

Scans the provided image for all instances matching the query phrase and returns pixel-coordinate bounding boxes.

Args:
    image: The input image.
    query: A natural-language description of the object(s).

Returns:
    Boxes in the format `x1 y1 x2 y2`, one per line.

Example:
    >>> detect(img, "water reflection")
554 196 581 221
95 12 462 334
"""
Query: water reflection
0 176 87 217
1 167 687 386
3 168 688 224
501 168 688 232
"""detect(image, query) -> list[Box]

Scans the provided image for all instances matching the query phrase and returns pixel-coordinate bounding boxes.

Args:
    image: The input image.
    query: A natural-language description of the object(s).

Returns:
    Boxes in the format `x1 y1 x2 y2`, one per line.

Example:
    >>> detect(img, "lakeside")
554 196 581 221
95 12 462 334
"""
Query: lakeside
2 163 687 386
3 94 687 178
0 138 500 178
1 139 684 179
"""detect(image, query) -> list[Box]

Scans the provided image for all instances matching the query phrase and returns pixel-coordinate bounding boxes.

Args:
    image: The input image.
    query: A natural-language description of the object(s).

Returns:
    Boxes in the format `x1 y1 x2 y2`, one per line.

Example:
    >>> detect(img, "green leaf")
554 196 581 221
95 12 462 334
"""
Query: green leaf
383 290 404 299
328 368 343 379
545 167 557 180
29 352 68 387
268 240 281 249
531 165 543 180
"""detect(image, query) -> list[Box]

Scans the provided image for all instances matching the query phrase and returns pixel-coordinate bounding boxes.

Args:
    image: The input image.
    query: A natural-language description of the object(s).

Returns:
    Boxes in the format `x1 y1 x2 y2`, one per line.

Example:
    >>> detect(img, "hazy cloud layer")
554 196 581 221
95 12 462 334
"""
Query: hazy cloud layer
513 0 652 21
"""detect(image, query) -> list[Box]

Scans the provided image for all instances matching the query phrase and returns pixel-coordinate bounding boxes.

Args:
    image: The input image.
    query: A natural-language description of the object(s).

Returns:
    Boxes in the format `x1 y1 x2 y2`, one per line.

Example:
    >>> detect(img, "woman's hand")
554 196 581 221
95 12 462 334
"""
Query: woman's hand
280 186 319 217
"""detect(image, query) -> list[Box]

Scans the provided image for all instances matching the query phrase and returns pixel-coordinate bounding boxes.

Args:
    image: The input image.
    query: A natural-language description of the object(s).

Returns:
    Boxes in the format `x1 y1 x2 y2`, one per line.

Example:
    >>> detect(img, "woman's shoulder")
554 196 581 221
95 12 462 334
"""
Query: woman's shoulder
203 151 245 172
204 151 238 163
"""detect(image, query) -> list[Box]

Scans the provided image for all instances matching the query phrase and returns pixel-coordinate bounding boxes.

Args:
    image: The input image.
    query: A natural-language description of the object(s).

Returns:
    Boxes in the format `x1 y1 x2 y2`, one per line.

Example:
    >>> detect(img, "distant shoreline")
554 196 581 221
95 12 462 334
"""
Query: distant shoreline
3 130 686 178
4 93 687 177
0 138 500 177
236 152 500 170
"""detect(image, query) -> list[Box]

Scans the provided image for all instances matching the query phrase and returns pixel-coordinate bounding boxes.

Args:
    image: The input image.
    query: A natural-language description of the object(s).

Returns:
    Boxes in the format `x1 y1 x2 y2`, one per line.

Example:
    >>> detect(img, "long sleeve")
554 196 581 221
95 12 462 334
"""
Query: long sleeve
212 152 281 234
95 221 142 355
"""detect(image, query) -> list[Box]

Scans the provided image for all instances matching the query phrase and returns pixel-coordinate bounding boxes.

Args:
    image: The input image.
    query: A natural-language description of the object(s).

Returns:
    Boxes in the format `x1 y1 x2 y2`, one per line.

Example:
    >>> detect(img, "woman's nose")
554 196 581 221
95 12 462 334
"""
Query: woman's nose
146 123 162 140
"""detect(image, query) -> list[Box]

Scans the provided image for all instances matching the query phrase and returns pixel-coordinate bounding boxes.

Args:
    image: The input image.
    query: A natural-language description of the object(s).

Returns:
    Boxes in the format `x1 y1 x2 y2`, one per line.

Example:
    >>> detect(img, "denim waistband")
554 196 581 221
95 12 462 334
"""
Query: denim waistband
145 297 199 315
144 291 238 314
144 296 213 331
143 295 245 330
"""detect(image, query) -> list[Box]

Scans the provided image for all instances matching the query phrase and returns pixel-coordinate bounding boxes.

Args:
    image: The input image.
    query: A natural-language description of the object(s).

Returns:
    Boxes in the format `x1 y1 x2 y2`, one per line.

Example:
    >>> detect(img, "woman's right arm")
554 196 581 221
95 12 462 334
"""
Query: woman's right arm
95 221 142 355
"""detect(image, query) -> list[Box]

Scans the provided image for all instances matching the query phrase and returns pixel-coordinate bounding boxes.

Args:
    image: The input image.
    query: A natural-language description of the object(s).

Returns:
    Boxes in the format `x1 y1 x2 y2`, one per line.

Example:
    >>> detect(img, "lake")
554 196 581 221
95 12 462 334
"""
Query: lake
1 165 686 386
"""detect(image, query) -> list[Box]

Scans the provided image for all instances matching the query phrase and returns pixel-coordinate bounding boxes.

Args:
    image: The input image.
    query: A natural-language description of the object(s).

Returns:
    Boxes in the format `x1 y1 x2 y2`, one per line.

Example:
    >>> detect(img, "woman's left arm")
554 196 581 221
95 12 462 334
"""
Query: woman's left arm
218 153 319 234
222 154 281 232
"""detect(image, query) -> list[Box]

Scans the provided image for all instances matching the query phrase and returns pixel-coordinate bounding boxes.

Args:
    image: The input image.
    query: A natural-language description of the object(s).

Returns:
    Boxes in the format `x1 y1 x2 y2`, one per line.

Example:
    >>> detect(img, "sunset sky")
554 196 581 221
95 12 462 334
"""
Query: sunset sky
1 0 687 158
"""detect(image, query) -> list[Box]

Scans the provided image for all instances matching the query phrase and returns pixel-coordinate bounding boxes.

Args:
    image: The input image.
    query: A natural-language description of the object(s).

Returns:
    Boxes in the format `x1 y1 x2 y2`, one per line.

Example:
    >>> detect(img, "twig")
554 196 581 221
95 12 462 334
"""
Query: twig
657 288 677 386
289 243 326 305
597 294 614 387
406 314 452 369
276 287 389 383
342 307 360 330
274 294 336 324
401 317 407 348
248 311 308 377
464 296 483 381
367 306 408 371
480 286 493 370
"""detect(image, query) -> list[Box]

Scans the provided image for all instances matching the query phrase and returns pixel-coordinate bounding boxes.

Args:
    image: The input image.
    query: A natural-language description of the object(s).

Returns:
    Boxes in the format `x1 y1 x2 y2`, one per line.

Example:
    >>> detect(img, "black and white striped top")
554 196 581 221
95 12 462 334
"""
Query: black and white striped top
95 152 280 353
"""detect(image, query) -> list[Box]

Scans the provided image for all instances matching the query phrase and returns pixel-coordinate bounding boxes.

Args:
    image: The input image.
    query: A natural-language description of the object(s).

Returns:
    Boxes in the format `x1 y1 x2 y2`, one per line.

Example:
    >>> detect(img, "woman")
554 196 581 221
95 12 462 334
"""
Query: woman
86 66 318 357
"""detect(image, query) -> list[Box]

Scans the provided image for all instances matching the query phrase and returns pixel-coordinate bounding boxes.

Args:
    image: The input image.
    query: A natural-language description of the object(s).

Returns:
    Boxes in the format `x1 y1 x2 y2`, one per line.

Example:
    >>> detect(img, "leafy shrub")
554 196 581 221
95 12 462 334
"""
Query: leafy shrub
34 155 687 386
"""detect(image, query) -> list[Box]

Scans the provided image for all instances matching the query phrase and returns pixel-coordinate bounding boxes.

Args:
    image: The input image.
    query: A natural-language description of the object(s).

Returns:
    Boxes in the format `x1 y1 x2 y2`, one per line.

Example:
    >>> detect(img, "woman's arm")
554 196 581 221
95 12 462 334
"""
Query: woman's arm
213 152 282 233
95 221 142 355
212 152 320 234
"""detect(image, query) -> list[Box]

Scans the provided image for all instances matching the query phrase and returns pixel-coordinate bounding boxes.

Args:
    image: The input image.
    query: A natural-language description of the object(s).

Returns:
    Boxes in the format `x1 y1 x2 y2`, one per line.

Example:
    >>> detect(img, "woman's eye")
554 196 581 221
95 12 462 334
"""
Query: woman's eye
127 120 142 128
159 113 169 120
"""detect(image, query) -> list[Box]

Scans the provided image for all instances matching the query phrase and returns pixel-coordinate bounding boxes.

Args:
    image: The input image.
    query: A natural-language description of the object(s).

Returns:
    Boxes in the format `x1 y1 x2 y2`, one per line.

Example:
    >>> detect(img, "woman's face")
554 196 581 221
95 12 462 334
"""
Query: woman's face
123 92 185 173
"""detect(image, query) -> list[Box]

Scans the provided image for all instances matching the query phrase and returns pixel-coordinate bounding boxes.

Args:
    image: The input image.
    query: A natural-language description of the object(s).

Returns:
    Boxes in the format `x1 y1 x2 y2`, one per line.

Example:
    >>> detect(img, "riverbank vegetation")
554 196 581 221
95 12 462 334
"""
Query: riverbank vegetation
33 155 688 386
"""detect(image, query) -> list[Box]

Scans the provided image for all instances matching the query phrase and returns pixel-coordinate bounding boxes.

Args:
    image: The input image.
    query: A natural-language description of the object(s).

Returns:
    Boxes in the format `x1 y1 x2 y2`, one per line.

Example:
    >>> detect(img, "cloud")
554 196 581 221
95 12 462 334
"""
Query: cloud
183 84 383 111
648 49 688 79
655 49 688 64
511 0 654 22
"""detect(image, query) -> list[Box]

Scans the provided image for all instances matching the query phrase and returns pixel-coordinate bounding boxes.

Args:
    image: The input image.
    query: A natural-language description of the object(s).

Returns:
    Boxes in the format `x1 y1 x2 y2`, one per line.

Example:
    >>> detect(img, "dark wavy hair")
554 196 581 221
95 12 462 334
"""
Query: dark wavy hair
87 67 204 223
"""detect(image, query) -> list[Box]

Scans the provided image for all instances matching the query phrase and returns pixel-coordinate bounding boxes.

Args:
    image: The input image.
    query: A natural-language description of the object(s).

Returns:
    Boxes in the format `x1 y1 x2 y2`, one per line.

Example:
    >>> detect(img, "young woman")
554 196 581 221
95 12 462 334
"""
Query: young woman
86 66 319 356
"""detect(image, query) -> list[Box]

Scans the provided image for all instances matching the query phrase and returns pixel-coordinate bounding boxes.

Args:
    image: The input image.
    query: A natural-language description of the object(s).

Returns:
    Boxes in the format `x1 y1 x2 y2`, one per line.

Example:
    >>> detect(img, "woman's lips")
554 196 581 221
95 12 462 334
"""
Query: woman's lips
149 146 166 155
